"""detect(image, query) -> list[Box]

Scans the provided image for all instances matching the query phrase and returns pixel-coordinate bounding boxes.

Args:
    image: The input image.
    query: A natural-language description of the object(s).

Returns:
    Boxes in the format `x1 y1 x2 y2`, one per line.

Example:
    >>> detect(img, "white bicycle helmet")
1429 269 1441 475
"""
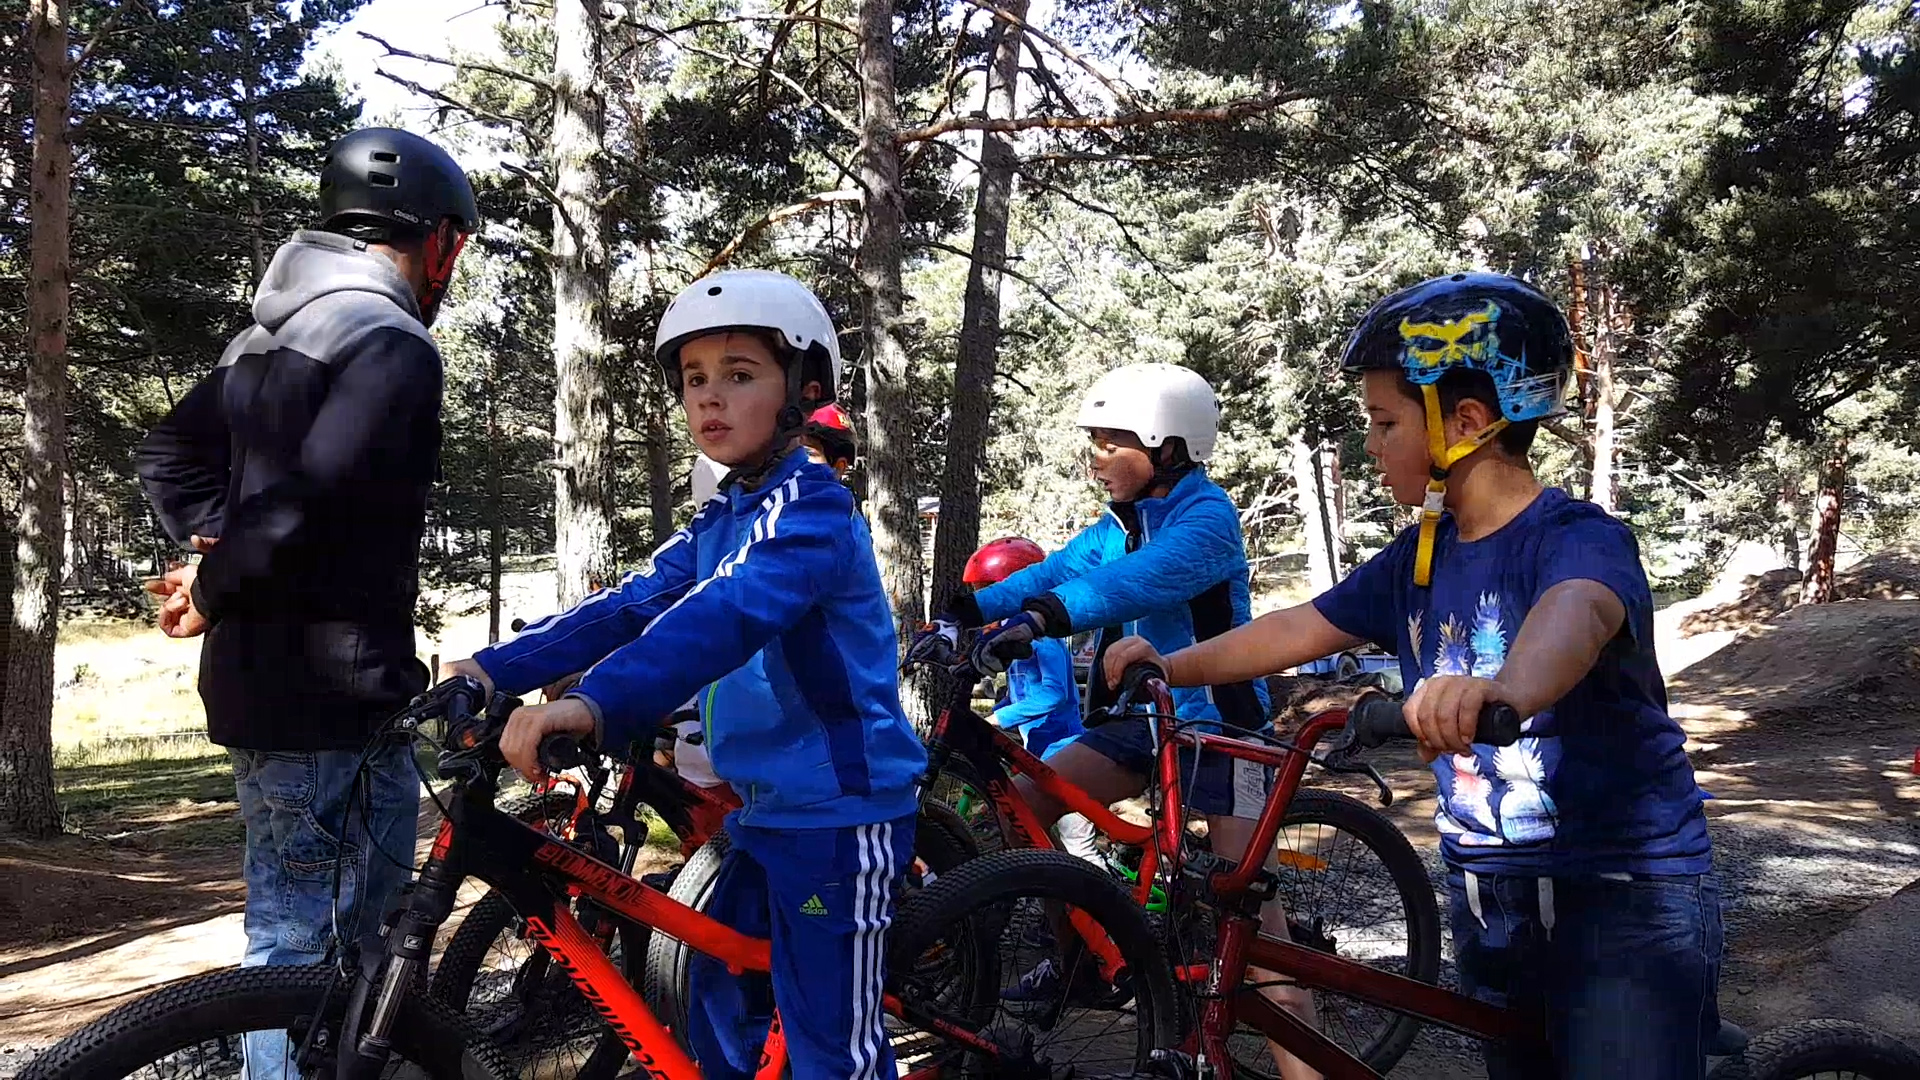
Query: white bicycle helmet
1075 362 1221 462
654 269 843 403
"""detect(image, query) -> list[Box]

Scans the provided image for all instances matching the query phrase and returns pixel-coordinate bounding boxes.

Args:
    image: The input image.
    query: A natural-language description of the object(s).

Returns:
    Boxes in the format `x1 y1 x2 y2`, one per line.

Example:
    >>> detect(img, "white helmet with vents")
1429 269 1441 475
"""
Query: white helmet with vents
654 269 842 402
1075 363 1221 462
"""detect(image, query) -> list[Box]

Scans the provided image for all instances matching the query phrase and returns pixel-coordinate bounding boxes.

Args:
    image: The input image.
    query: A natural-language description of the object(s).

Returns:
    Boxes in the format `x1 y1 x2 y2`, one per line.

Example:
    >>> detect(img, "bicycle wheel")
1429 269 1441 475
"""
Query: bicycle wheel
1199 788 1441 1078
1707 1019 1920 1080
430 793 643 1080
888 848 1179 1079
640 807 978 1048
922 756 1009 854
18 963 508 1080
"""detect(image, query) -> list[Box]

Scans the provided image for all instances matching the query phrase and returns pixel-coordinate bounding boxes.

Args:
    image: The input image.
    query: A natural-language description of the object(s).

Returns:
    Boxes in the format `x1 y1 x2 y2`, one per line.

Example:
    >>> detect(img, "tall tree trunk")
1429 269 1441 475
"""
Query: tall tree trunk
240 0 266 284
1289 433 1337 593
1800 438 1847 605
486 351 503 644
928 0 1027 616
854 0 926 719
4 0 71 837
1780 466 1803 571
646 397 673 549
1584 254 1619 514
549 0 615 606
1314 441 1344 581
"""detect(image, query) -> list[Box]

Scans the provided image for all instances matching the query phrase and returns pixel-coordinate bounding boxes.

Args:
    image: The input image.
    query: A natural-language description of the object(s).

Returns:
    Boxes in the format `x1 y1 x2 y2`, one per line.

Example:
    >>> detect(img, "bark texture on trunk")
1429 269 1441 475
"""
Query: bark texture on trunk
1289 433 1339 593
1579 251 1619 515
486 350 503 645
928 0 1027 616
1800 438 1848 605
4 0 72 836
550 0 616 606
854 0 922 632
646 396 674 551
854 0 927 722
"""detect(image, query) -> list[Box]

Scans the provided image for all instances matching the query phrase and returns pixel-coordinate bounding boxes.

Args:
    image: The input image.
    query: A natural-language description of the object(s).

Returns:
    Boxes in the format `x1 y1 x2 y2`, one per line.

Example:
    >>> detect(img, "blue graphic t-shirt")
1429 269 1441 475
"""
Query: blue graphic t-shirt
1314 488 1710 876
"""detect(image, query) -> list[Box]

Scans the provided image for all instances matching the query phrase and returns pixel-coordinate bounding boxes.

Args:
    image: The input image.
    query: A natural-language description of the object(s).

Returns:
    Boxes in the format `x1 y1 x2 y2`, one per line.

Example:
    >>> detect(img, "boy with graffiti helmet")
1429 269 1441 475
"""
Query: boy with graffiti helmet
1106 272 1719 1079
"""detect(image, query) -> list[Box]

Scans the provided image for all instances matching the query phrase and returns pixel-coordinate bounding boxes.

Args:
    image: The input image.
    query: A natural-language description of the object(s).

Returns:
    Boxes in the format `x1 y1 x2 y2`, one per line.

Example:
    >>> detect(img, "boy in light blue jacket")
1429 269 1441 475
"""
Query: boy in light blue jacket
443 269 924 1080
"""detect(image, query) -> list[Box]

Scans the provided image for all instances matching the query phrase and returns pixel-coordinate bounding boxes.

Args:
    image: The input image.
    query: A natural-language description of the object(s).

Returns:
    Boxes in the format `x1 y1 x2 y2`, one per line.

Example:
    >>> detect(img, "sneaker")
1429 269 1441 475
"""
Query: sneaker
1000 958 1066 1004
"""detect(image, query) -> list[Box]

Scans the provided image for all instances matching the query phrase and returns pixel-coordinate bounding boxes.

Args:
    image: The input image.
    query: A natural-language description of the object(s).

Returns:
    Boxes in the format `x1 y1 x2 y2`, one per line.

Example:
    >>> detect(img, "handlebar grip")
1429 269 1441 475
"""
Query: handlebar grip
1350 697 1523 750
1116 661 1167 704
510 618 528 633
540 734 598 772
443 674 487 725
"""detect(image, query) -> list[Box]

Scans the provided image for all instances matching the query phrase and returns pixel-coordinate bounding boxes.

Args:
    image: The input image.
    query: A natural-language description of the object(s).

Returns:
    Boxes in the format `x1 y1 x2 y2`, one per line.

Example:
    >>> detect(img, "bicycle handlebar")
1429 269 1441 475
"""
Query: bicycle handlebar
540 734 598 773
1348 695 1523 749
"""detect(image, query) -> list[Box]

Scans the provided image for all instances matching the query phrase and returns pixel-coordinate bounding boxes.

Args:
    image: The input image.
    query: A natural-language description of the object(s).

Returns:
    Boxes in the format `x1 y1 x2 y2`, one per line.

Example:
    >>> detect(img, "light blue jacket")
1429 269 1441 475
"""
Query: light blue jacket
476 449 926 828
971 469 1269 730
992 637 1083 758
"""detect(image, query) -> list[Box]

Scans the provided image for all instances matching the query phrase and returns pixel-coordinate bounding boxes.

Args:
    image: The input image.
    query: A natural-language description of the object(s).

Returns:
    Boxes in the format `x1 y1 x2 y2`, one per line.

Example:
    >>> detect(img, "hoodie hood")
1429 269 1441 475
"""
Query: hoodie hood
253 230 422 332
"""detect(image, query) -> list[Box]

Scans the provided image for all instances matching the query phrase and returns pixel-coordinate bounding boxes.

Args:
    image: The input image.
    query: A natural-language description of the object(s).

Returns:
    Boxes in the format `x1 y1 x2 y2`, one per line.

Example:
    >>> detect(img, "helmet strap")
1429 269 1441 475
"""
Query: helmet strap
1414 382 1509 587
1145 441 1196 495
417 224 468 324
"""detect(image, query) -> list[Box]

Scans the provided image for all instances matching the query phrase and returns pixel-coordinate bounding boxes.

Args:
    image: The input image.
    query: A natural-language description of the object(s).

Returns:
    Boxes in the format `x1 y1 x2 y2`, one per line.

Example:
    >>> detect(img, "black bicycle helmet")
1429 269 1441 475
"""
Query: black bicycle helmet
1339 272 1574 422
318 127 480 235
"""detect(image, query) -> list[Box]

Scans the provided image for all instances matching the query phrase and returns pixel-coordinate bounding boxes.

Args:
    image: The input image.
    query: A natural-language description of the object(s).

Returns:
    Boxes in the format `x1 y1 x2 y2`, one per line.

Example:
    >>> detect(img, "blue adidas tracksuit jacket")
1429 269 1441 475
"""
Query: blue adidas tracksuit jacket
475 449 926 830
968 468 1269 731
991 637 1082 758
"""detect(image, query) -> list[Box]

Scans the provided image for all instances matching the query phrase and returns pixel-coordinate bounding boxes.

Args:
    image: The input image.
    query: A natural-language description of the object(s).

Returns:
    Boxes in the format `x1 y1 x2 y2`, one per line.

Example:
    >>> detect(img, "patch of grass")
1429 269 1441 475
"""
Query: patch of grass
57 749 242 850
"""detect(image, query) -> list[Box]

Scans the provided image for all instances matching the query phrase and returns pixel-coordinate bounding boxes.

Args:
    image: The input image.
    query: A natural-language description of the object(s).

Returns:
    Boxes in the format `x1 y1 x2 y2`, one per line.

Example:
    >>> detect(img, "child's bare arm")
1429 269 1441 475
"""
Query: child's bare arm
1496 579 1626 715
1404 579 1627 756
1107 601 1364 690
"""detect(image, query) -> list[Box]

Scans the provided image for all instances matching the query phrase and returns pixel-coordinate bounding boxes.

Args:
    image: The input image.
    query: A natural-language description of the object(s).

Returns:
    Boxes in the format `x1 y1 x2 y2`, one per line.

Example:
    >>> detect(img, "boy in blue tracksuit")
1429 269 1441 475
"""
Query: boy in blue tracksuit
924 364 1320 1079
444 269 925 1080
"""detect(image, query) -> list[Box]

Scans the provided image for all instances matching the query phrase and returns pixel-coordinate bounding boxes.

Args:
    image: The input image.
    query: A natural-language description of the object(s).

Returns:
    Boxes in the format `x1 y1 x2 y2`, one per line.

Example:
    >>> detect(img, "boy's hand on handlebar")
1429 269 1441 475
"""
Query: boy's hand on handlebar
437 658 496 699
1403 675 1515 762
501 697 596 784
1102 636 1168 691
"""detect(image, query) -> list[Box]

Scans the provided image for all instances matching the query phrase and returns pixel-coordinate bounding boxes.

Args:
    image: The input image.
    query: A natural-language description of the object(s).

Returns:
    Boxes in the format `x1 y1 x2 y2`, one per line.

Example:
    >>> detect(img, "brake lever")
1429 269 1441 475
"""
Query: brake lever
1312 742 1394 808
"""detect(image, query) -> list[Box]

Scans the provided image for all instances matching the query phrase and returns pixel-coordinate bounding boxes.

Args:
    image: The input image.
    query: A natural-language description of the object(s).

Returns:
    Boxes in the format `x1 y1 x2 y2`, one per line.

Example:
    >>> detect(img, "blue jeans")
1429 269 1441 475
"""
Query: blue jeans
1448 868 1724 1080
688 815 914 1080
231 745 417 1079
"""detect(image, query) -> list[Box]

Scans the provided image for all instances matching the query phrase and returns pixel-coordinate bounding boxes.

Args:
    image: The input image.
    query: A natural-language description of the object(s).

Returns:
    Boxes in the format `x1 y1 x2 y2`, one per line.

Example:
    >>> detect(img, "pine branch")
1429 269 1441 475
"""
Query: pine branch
73 0 143 74
958 0 1142 112
701 190 863 275
615 17 859 138
358 31 555 93
897 89 1316 143
661 12 856 38
916 239 1110 341
372 66 537 141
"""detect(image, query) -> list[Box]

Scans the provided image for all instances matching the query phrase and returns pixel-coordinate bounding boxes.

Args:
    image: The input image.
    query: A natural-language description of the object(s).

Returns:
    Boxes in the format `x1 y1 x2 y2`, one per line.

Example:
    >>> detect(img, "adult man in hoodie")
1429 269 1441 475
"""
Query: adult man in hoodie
136 128 476 1022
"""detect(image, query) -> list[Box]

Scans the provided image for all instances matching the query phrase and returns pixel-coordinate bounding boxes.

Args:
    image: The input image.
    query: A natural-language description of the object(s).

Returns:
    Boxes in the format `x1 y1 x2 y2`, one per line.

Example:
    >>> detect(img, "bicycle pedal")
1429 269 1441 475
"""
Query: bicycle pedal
1142 1048 1198 1079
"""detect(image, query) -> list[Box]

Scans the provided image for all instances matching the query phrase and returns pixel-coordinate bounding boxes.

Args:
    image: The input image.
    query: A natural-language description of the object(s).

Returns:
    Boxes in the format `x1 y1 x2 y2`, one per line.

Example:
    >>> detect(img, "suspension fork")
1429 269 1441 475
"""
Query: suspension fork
338 818 463 1079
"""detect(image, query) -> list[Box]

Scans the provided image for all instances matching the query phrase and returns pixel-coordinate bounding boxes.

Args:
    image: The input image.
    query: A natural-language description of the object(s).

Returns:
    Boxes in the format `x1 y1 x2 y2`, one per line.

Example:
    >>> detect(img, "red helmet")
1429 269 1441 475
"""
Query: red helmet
808 403 853 431
963 536 1046 586
806 403 857 465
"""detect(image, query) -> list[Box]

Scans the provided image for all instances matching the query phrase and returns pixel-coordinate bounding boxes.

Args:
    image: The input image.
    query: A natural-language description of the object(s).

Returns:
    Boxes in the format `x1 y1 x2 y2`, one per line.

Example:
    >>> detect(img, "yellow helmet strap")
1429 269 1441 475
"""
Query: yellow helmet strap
1413 382 1510 587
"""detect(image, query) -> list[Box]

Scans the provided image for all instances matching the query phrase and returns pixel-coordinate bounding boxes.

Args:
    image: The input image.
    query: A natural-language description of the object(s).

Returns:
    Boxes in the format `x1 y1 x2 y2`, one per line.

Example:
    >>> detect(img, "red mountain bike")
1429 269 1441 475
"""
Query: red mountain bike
21 678 1180 1080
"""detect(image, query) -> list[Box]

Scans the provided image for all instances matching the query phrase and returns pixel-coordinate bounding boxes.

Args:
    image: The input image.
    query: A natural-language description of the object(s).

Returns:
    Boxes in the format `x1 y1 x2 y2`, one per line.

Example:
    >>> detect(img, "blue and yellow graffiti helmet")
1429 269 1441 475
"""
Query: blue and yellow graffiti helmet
1338 272 1574 423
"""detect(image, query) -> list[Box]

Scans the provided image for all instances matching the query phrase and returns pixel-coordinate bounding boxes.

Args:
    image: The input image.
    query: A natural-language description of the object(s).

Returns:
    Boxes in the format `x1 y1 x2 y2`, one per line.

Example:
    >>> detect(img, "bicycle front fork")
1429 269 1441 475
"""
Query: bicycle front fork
336 851 462 1079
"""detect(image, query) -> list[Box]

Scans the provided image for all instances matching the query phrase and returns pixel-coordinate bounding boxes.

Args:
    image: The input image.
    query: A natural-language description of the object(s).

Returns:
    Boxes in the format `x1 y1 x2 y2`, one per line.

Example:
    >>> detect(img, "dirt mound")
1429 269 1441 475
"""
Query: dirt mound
1834 542 1920 601
1668 598 1920 732
1676 544 1920 637
1680 567 1805 636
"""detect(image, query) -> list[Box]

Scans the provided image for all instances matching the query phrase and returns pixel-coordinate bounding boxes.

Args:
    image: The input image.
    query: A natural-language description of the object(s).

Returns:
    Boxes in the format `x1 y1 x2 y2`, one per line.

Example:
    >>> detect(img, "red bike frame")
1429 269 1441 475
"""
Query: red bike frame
1142 698 1547 1079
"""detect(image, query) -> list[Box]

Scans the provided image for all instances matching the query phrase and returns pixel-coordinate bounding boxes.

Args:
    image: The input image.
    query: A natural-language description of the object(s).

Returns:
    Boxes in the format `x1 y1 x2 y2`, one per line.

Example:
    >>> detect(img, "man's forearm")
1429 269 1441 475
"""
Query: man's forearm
1494 580 1625 716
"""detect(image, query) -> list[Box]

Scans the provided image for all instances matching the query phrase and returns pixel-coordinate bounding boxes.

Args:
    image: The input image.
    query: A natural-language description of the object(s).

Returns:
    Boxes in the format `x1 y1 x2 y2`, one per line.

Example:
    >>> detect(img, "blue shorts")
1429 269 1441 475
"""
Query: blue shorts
1447 868 1724 1079
1073 717 1272 818
688 814 914 1080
